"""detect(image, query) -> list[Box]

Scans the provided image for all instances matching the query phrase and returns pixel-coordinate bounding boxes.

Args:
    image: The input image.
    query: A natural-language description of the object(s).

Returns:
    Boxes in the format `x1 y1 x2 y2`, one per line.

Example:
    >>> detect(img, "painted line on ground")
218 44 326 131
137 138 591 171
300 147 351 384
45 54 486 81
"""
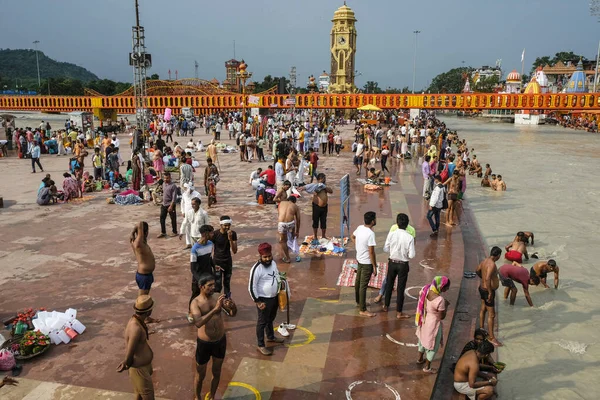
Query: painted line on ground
274 325 316 348
225 382 261 400
419 259 434 270
345 380 401 400
385 333 418 348
404 286 422 300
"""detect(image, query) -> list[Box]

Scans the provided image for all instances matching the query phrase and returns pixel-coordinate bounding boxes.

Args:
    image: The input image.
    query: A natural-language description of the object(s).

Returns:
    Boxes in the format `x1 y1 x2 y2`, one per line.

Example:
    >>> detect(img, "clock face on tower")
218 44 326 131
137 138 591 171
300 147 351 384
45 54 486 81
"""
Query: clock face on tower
338 37 346 45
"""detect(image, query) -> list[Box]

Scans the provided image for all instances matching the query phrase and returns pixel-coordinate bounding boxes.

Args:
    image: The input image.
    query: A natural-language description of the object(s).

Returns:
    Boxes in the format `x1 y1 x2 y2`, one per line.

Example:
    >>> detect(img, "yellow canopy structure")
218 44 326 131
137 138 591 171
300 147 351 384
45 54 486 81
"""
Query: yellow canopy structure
357 104 382 111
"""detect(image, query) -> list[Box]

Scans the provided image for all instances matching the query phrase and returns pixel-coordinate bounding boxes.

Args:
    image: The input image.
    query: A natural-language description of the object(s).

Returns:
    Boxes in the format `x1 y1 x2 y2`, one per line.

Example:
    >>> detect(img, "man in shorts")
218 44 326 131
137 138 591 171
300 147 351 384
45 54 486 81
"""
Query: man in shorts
504 233 529 263
354 137 365 175
190 274 237 400
311 173 333 245
498 263 539 307
130 221 158 323
453 340 497 399
117 295 156 399
277 194 301 263
530 259 559 289
476 246 502 346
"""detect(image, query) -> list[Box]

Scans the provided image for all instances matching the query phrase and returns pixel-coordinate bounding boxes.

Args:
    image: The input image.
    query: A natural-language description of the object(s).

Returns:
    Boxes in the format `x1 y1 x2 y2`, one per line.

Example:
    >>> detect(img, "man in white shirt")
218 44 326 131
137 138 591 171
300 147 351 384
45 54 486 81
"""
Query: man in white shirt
248 243 284 355
427 175 445 236
179 197 209 249
383 213 415 319
352 211 378 317
228 122 234 140
354 138 365 175
334 132 342 156
275 157 285 188
180 183 201 215
249 167 262 185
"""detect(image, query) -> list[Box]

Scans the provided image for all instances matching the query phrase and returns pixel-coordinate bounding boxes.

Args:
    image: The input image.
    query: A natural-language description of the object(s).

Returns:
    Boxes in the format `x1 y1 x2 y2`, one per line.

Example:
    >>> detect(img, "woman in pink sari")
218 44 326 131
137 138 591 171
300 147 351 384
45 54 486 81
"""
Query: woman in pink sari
62 172 81 201
152 145 164 180
415 276 451 373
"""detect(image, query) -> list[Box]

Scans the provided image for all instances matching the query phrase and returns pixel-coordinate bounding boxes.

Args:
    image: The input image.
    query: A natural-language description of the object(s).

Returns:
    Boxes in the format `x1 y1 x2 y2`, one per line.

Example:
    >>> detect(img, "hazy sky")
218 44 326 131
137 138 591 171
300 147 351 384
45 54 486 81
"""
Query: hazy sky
1 0 598 90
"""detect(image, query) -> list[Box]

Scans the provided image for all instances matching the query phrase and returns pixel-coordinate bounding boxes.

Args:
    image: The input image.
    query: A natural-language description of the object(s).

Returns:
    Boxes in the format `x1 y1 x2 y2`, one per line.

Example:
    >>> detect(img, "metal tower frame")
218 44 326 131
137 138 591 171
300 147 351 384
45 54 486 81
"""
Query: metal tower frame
131 0 150 152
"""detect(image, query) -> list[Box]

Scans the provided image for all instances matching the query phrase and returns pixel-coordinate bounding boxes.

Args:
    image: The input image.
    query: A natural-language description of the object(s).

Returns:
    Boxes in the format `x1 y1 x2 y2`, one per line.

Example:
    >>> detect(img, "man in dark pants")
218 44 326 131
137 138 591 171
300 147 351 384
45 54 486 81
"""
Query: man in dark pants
157 172 178 238
188 225 215 323
351 211 378 317
248 243 284 355
212 216 238 297
427 174 444 237
383 213 415 319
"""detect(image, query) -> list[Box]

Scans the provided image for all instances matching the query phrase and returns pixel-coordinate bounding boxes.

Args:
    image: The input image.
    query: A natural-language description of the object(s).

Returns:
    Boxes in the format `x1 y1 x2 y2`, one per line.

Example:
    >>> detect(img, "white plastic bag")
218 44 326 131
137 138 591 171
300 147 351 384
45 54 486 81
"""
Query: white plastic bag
287 232 299 254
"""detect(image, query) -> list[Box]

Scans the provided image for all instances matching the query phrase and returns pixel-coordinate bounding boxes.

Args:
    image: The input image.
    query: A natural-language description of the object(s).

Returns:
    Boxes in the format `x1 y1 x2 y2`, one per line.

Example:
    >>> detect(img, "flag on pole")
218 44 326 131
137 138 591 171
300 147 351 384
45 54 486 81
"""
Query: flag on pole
521 49 525 63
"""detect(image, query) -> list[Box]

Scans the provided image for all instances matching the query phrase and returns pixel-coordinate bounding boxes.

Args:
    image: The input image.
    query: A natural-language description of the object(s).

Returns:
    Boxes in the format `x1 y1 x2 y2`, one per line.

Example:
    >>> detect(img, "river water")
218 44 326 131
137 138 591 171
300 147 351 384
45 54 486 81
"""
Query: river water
440 116 600 399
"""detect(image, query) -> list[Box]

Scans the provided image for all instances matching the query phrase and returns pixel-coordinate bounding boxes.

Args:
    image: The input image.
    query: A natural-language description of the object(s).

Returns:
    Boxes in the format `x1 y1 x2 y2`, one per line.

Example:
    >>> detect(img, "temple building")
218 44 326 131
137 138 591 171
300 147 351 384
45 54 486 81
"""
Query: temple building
329 2 358 94
505 70 521 94
565 59 588 93
534 66 549 93
318 71 330 92
542 59 595 92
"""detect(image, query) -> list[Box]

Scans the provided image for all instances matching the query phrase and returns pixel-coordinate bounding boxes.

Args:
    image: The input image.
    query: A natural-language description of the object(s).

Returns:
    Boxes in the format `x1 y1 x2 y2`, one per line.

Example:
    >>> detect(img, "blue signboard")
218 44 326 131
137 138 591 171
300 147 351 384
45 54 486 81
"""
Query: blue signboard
340 174 350 246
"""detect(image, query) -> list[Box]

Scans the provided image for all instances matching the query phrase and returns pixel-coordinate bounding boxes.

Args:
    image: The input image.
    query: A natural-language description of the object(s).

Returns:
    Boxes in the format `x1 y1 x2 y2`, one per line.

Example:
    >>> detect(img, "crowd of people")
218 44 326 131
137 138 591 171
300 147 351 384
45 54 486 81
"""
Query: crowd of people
7 106 566 400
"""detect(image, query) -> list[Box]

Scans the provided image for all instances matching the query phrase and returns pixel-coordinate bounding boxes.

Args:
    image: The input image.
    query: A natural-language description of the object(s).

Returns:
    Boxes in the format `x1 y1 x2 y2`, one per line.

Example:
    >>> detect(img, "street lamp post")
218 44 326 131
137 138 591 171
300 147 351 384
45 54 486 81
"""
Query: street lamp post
590 1 600 91
236 60 252 132
33 40 41 88
412 31 421 94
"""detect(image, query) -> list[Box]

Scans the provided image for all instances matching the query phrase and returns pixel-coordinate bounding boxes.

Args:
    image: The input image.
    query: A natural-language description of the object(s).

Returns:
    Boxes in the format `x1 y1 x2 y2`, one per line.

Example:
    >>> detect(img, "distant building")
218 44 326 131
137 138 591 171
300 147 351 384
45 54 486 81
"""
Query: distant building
472 66 502 83
329 3 358 94
505 70 521 94
542 59 596 92
318 71 330 92
223 59 241 92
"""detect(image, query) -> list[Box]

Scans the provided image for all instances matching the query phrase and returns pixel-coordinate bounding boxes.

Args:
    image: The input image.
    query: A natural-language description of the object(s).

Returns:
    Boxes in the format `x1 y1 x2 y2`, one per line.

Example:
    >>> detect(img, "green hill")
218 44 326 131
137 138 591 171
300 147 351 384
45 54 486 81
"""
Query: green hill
0 49 99 82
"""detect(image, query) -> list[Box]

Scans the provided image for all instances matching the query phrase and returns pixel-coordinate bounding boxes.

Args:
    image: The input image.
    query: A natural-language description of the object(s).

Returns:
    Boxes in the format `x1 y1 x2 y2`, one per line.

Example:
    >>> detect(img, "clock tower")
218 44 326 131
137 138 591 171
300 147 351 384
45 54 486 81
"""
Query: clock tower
329 2 357 94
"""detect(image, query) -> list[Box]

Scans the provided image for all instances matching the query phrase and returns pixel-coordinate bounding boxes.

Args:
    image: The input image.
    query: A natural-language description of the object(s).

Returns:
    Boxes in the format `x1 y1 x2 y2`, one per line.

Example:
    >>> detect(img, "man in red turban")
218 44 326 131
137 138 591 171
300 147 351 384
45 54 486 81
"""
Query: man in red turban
248 243 285 355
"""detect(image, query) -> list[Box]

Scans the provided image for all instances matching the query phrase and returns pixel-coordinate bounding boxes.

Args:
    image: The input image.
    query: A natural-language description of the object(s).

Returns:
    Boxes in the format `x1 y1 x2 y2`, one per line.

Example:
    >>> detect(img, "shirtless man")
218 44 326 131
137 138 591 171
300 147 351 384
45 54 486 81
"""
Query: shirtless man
505 233 529 264
514 231 534 245
480 175 490 187
530 259 559 289
130 221 158 323
190 274 237 400
277 195 301 263
476 246 503 347
117 295 156 400
495 175 506 191
489 174 497 190
484 164 492 177
444 170 461 226
453 340 497 400
311 173 334 244
273 180 292 204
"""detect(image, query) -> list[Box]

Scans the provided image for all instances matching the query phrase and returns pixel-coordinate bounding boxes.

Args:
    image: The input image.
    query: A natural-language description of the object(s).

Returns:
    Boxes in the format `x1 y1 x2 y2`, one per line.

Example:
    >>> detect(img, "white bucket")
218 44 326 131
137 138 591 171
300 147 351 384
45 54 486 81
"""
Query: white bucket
70 319 86 334
49 330 63 345
65 308 77 321
56 329 71 344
